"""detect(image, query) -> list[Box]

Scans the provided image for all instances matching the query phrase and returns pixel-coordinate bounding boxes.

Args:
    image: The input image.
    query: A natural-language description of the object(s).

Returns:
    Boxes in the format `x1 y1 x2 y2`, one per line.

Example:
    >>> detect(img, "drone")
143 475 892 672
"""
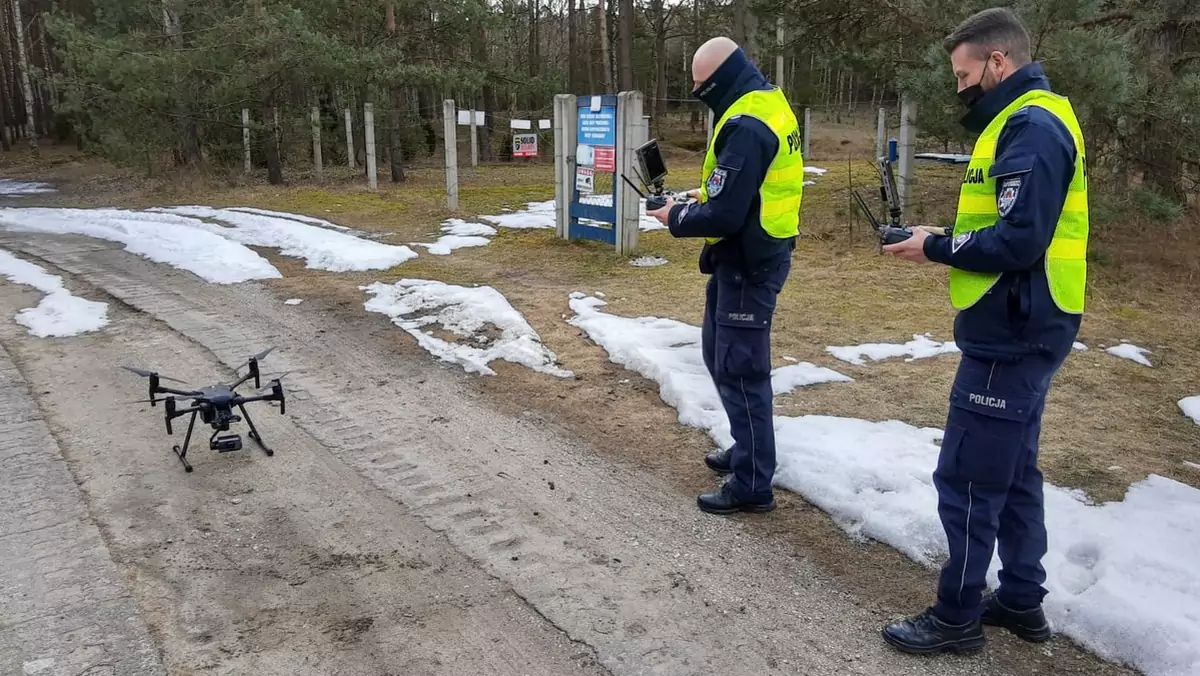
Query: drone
121 347 287 472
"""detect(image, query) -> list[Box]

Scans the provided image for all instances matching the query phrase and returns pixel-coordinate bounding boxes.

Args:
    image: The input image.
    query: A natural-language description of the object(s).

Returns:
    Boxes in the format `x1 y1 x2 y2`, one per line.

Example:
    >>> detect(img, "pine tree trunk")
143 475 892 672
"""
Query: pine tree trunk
385 1 405 182
9 0 38 152
598 0 612 91
618 0 633 91
567 0 577 92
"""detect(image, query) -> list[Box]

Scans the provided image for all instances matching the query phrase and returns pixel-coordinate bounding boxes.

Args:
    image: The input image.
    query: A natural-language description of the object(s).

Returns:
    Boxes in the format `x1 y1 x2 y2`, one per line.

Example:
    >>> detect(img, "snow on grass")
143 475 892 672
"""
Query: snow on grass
826 333 960 366
566 291 1200 676
363 279 572 378
1179 396 1200 425
149 205 418 271
804 166 827 175
1105 341 1153 367
410 218 495 256
630 255 668 267
1074 341 1088 350
284 298 304 306
0 207 282 284
565 292 851 447
0 178 55 195
480 200 557 229
0 248 108 337
772 362 853 395
226 206 352 231
478 197 689 233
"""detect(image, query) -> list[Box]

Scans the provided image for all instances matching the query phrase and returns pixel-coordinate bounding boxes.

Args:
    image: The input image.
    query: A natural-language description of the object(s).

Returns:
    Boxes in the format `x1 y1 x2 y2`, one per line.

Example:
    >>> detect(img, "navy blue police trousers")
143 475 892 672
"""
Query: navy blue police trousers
701 256 791 503
932 350 1066 625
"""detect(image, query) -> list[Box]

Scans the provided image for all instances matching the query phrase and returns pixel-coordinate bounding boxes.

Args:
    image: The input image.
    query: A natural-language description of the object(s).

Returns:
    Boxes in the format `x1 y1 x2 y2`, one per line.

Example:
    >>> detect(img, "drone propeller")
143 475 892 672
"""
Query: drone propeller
257 371 291 392
120 365 190 384
236 347 275 371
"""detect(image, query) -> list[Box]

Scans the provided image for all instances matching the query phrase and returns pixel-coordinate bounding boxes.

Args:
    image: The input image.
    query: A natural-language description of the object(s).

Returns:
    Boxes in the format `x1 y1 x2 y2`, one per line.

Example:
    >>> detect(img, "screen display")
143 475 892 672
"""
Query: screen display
636 139 668 185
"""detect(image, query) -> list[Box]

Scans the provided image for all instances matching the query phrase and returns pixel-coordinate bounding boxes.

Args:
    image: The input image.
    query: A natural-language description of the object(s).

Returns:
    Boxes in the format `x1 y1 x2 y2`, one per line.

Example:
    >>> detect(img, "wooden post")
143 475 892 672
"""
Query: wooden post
469 109 479 168
364 102 377 190
311 105 323 180
242 108 251 173
554 94 578 240
898 95 917 213
443 99 459 210
344 107 355 168
615 90 643 256
803 107 812 158
876 106 886 161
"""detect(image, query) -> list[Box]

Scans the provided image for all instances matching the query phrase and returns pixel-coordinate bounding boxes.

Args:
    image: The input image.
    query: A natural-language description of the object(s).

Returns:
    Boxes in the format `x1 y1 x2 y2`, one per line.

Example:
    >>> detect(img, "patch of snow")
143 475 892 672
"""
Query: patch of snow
362 279 572 378
1179 396 1200 425
412 235 492 256
782 356 797 362
803 180 817 186
227 206 352 231
1073 341 1088 351
477 197 684 232
1105 342 1152 367
1183 461 1200 470
0 207 282 284
441 219 497 237
480 200 557 229
566 292 1200 676
804 166 827 175
772 362 853 395
284 298 304 305
826 333 960 366
630 255 668 267
0 178 55 195
149 205 418 272
0 248 108 337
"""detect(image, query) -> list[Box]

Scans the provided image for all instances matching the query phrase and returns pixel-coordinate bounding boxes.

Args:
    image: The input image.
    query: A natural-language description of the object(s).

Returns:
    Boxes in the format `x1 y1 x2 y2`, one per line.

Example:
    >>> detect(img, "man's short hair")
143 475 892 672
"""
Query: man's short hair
943 7 1032 64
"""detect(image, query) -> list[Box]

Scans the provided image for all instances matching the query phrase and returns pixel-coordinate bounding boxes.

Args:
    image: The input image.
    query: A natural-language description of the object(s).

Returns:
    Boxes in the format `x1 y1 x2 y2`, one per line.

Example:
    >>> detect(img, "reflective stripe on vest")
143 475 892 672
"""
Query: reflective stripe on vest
699 87 804 245
949 89 1089 314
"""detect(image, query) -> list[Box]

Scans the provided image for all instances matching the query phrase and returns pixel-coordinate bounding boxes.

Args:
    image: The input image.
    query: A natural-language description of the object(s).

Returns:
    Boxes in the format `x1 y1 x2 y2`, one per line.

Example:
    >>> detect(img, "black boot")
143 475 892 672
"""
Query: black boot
882 607 985 654
981 593 1052 642
697 481 774 515
704 446 733 474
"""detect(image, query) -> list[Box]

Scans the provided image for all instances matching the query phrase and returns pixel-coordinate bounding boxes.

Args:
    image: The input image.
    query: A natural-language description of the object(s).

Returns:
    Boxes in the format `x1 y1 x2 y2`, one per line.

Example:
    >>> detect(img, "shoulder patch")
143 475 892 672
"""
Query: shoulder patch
952 232 972 254
706 168 728 198
997 176 1021 217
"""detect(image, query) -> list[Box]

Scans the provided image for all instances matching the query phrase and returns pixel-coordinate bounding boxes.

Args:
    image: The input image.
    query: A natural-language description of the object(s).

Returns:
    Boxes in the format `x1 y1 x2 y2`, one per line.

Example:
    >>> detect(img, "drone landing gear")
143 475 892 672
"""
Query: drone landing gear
169 406 274 472
237 403 274 457
173 410 198 473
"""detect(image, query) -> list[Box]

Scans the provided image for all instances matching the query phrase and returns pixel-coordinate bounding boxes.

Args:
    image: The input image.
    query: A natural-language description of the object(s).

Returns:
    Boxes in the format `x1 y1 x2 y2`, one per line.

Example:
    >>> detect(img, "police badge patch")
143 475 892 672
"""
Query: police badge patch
706 168 728 198
952 232 972 253
997 176 1021 217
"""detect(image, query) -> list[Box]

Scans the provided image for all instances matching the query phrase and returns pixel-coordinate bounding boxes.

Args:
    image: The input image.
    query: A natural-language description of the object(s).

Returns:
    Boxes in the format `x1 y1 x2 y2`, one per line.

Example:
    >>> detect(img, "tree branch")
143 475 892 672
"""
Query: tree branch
1077 11 1134 30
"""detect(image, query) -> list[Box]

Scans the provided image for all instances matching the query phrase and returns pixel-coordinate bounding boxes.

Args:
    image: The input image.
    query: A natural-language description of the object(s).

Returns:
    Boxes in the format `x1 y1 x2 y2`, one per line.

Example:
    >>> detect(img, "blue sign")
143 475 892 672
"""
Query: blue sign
578 104 616 147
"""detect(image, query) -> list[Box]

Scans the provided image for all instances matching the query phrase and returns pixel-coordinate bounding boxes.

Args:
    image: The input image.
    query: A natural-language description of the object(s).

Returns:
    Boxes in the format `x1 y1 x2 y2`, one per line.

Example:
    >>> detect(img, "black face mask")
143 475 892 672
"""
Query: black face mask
956 58 995 108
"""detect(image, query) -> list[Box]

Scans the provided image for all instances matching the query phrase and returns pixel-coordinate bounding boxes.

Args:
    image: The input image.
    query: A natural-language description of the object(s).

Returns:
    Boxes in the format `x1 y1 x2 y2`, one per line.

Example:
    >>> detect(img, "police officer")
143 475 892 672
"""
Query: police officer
647 36 804 515
879 7 1088 653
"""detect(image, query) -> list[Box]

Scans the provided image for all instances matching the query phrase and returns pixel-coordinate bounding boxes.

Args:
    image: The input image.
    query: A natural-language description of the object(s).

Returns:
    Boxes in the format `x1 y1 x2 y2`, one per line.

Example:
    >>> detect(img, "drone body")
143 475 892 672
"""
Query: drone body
122 347 287 472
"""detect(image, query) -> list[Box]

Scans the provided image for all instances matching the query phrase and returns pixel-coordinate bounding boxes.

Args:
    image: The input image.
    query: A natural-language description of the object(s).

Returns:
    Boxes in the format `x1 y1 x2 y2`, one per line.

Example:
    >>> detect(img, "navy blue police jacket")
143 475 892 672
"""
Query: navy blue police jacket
922 62 1082 363
665 48 794 278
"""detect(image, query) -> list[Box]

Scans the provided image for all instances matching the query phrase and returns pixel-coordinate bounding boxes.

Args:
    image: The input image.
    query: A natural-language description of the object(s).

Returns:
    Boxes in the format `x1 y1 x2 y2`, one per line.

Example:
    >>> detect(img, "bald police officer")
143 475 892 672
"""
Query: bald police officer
647 37 804 515
879 8 1088 653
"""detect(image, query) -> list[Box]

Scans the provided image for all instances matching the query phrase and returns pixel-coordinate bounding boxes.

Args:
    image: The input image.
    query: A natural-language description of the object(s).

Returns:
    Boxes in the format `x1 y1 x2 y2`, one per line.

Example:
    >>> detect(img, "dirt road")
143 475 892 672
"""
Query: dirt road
0 231 1135 676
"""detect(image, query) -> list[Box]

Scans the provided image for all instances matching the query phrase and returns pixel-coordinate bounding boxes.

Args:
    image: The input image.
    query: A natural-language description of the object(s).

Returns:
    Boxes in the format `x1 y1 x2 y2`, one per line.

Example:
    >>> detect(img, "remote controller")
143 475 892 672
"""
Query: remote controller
879 225 913 245
646 194 669 211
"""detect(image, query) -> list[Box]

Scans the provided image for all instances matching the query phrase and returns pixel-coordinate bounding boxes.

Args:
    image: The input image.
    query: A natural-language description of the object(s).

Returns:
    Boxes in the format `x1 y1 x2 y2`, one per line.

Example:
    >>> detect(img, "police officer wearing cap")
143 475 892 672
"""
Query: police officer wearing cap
647 36 804 515
879 7 1088 653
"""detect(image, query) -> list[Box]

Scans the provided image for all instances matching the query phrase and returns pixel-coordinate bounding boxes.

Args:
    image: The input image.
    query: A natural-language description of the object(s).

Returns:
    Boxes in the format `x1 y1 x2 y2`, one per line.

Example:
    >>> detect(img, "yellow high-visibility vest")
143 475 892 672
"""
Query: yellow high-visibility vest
699 87 804 245
949 89 1089 313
